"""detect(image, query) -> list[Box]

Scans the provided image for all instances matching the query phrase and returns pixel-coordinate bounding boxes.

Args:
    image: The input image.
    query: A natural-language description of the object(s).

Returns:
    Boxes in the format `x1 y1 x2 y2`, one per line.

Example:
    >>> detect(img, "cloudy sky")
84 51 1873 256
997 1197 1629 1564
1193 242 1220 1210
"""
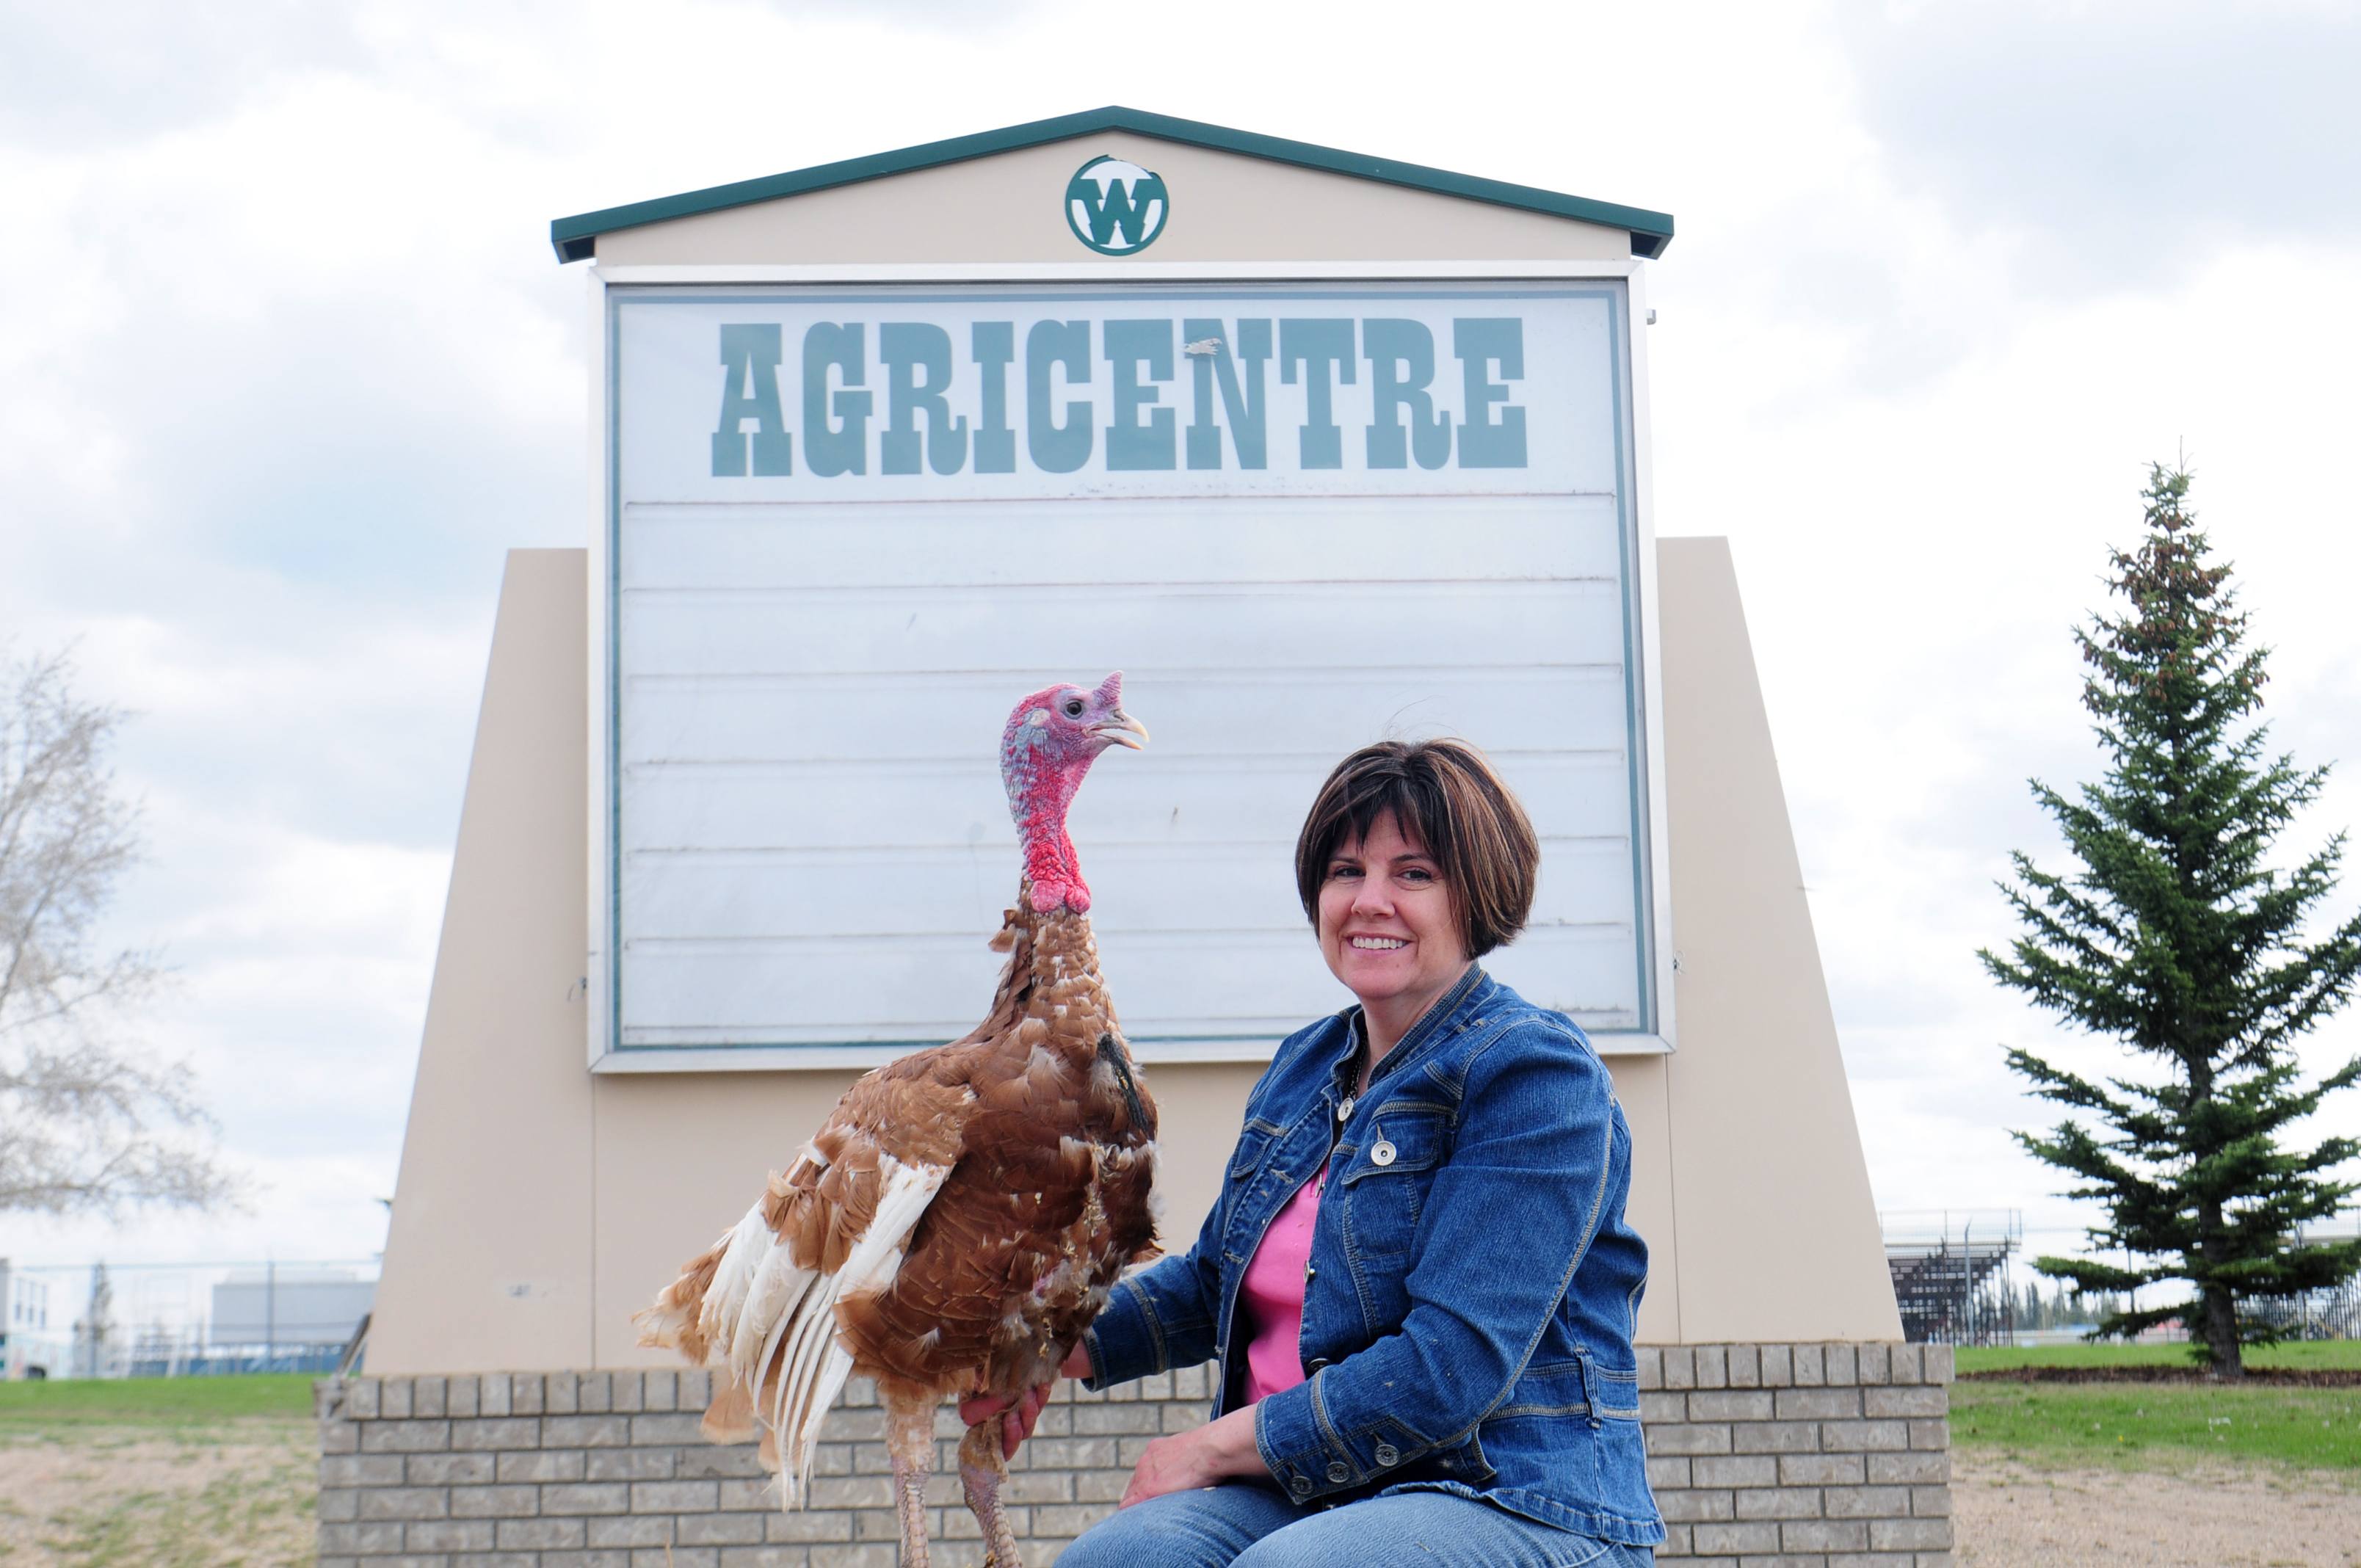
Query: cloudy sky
4 0 2359 1295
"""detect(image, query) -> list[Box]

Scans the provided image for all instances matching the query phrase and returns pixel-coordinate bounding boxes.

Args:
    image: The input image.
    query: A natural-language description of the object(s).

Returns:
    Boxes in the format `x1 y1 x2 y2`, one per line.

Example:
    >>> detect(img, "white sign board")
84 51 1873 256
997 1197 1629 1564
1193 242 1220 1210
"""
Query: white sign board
592 279 1667 1068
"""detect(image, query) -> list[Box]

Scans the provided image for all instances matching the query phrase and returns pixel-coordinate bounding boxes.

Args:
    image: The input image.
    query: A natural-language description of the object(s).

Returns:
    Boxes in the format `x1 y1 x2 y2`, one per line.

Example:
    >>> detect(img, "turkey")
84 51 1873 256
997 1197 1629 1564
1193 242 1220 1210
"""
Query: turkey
636 672 1158 1568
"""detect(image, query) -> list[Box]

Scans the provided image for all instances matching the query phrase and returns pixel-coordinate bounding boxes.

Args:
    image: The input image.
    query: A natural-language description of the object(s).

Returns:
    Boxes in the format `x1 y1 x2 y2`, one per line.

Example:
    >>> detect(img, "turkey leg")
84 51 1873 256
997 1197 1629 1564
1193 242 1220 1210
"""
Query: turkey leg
883 1390 937 1568
959 1415 1024 1568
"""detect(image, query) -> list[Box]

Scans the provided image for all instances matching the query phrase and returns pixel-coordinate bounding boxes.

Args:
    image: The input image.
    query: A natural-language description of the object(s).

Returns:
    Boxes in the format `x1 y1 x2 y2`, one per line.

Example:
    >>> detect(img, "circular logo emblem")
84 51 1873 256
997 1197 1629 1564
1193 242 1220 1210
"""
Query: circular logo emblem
1065 155 1169 255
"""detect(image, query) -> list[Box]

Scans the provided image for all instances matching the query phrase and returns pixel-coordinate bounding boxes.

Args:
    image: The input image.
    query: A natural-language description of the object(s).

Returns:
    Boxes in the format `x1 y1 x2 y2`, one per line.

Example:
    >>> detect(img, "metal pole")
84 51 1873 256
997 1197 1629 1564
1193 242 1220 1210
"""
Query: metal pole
265 1260 275 1373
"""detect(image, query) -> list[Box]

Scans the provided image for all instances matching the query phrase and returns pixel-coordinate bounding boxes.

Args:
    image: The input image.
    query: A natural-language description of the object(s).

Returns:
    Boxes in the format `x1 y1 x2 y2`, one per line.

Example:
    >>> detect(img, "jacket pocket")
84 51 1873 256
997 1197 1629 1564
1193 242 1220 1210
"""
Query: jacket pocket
1338 1103 1451 1257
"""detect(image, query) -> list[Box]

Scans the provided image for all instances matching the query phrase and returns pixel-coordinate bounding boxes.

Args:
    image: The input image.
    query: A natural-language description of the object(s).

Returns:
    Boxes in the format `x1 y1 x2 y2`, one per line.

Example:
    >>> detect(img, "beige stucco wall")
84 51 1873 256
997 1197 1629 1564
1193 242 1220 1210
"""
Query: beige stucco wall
592 134 1632 267
370 541 1895 1374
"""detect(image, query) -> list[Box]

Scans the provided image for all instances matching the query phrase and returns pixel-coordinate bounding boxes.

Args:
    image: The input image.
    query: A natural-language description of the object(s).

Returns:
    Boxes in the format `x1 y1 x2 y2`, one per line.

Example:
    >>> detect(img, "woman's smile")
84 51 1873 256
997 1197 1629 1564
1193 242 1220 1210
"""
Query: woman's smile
1318 810 1471 1054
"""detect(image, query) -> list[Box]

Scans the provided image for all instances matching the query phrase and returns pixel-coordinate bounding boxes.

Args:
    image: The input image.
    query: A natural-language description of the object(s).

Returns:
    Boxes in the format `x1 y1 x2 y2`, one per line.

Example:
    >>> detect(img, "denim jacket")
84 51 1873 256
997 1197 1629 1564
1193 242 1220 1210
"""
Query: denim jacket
1082 965 1663 1546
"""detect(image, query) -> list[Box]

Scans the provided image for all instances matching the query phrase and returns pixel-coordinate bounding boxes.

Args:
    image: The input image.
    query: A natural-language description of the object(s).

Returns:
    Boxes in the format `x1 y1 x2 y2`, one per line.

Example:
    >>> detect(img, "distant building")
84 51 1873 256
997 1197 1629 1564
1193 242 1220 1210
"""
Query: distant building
0 1259 67 1379
209 1268 375 1355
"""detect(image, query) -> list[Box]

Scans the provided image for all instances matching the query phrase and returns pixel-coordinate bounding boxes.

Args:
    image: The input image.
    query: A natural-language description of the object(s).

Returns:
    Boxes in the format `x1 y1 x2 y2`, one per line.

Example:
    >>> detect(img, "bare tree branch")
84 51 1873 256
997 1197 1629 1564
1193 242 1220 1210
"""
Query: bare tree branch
0 647 239 1218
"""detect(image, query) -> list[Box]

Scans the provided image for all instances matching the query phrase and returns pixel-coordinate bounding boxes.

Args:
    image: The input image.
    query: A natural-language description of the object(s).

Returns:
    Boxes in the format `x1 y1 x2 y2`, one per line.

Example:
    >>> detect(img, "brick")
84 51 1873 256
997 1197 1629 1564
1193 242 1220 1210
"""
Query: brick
1776 1387 1861 1420
1001 1470 1073 1503
1888 1343 1924 1384
361 1421 454 1454
1857 1343 1890 1385
323 1455 408 1487
1921 1346 1954 1385
346 1380 383 1420
646 1551 718 1568
1790 1344 1824 1387
543 1555 631 1568
509 1376 544 1416
317 1489 359 1522
804 1548 900 1568
451 1553 539 1568
1758 1343 1794 1388
642 1370 678 1413
497 1450 587 1483
450 1419 542 1452
764 1511 857 1543
1032 1503 1109 1536
1171 1364 1211 1399
1073 1403 1162 1434
1865 1386 1948 1419
1660 1346 1696 1390
1693 1454 1778 1488
1868 1451 1949 1485
1733 1485 1822 1520
1820 1420 1911 1452
322 1420 360 1455
1692 1345 1728 1389
410 1521 497 1552
589 1517 676 1548
382 1381 414 1420
631 1479 720 1512
547 1415 633 1448
318 1522 405 1554
1023 1437 1118 1467
1823 1485 1912 1518
1783 1518 1871 1552
577 1373 614 1414
1725 1344 1761 1388
479 1375 510 1418
1640 1392 1688 1424
370 1558 462 1568
1908 1418 1949 1450
1160 1401 1208 1433
1730 1420 1820 1454
717 1479 779 1511
1646 1422 1733 1456
545 1373 580 1415
612 1373 644 1414
678 1370 714 1407
1634 1346 1664 1392
1871 1518 1954 1551
1658 1524 1691 1558
449 1486 540 1519
446 1377 480 1420
631 1412 711 1445
1778 1453 1865 1486
678 1516 766 1547
587 1448 678 1481
1656 1488 1735 1523
1689 1390 1774 1422
543 1483 632 1514
1824 1344 1859 1386
1691 1521 1781 1553
1644 1456 1691 1489
497 1519 587 1550
1075 1469 1127 1503
407 1454 495 1486
414 1379 449 1418
1911 1483 1954 1517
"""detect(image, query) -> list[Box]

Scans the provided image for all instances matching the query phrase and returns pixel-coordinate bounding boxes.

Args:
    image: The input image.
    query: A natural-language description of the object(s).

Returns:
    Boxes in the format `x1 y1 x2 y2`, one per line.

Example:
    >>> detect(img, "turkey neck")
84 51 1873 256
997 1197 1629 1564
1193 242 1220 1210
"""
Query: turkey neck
995 889 1151 1137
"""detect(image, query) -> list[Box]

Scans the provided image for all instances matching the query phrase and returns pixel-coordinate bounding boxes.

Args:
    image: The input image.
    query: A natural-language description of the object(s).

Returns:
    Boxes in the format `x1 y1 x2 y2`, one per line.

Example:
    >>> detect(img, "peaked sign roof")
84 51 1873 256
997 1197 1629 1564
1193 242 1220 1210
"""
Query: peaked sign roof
548 105 1674 264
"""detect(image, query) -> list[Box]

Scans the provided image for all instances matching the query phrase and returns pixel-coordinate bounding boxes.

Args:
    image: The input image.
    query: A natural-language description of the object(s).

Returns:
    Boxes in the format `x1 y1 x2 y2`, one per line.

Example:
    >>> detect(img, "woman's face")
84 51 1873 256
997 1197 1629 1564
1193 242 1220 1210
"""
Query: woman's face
1316 810 1470 1014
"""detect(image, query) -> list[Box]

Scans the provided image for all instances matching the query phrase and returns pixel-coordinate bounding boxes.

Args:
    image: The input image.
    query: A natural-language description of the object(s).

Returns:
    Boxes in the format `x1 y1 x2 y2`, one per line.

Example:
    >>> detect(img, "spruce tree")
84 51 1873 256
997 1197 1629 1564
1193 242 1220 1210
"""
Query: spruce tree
1982 465 2361 1374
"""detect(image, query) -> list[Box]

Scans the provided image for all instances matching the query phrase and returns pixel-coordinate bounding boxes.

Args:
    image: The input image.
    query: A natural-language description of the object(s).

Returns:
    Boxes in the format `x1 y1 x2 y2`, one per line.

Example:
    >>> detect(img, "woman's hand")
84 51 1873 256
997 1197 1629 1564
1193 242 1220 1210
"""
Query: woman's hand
957 1343 1093 1459
1117 1406 1263 1509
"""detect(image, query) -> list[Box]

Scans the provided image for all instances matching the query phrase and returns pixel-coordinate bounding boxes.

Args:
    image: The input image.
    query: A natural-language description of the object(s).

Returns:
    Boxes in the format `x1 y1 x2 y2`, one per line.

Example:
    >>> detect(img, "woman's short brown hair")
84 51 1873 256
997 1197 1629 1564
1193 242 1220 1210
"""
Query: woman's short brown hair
1294 738 1539 959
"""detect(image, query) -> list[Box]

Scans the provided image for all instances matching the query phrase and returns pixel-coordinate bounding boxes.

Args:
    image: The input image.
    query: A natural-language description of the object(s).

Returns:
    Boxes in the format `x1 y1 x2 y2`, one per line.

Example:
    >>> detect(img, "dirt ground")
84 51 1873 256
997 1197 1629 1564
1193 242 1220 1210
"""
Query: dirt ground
0 1420 315 1567
1956 1450 2361 1567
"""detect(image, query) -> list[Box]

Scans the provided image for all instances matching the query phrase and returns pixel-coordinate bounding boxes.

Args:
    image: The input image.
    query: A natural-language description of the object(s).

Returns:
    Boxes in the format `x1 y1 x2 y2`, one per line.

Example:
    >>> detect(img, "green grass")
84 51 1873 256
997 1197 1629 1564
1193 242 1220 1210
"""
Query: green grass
1952 1377 2361 1476
0 1373 316 1431
1958 1340 2361 1374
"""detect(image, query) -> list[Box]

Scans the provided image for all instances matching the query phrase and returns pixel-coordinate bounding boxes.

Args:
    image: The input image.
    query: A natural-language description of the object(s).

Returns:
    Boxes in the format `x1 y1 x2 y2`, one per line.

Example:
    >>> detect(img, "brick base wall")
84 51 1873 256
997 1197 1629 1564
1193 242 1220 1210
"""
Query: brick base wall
317 1343 1948 1567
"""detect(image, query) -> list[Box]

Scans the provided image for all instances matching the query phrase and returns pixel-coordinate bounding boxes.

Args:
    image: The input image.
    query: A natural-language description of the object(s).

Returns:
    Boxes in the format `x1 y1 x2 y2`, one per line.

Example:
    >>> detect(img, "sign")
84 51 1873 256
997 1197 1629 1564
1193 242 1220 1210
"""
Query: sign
595 280 1664 1067
1066 156 1169 254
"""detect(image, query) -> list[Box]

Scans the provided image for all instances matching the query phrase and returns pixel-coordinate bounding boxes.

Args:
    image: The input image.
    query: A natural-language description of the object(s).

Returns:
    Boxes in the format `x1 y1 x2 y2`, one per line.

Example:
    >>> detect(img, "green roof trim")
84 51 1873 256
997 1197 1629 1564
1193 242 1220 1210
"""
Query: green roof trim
549 105 1672 264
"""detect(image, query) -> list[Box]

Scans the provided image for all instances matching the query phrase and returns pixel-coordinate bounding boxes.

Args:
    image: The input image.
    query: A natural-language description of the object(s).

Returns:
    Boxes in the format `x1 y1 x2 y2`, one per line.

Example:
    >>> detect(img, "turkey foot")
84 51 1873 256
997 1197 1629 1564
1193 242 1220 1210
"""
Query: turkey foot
885 1390 937 1568
959 1415 1023 1568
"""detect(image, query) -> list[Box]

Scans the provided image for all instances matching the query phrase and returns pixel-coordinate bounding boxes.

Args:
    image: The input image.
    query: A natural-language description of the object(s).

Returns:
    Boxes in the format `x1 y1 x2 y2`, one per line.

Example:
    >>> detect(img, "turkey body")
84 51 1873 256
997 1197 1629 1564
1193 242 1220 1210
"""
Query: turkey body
637 893 1158 1567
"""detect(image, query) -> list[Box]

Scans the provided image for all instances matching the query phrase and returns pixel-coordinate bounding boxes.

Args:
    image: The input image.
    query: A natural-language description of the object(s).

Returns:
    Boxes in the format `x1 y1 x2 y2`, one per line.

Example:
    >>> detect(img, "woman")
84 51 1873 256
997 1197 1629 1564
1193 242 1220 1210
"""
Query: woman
968 738 1661 1567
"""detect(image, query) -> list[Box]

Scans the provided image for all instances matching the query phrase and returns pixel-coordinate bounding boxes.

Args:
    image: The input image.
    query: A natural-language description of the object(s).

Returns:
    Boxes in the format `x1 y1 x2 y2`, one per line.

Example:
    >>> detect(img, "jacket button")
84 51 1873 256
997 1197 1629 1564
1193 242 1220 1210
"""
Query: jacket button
1304 1263 1316 1282
1370 1140 1396 1166
1374 1442 1399 1467
1306 1357 1330 1373
1325 1461 1350 1484
1289 1475 1312 1498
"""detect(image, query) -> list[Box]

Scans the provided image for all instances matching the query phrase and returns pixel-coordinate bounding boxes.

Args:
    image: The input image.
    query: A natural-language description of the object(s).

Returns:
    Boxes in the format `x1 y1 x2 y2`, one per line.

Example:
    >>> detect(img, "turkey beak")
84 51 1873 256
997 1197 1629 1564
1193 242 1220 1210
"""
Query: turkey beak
1093 713 1150 750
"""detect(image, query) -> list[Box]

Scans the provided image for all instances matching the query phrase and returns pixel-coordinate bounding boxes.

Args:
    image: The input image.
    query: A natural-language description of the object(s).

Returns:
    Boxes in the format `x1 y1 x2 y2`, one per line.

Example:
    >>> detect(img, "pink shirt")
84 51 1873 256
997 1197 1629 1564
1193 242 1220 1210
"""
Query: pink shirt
1239 1161 1327 1404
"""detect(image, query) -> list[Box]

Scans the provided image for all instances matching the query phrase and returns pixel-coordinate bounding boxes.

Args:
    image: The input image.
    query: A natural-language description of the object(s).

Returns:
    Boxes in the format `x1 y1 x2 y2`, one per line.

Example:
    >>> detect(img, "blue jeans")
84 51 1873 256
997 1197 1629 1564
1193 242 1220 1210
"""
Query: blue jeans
1055 1482 1655 1568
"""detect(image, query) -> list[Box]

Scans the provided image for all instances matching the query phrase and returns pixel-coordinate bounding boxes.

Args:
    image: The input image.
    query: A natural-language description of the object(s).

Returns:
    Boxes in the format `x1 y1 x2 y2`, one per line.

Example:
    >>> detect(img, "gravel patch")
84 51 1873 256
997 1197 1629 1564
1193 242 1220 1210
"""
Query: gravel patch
1957 1450 2361 1567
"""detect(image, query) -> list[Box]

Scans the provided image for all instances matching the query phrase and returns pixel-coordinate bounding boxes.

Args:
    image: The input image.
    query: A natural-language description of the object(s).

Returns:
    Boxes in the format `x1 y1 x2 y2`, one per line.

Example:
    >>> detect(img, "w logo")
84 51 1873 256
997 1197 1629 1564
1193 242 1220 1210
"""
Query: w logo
1065 156 1169 255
